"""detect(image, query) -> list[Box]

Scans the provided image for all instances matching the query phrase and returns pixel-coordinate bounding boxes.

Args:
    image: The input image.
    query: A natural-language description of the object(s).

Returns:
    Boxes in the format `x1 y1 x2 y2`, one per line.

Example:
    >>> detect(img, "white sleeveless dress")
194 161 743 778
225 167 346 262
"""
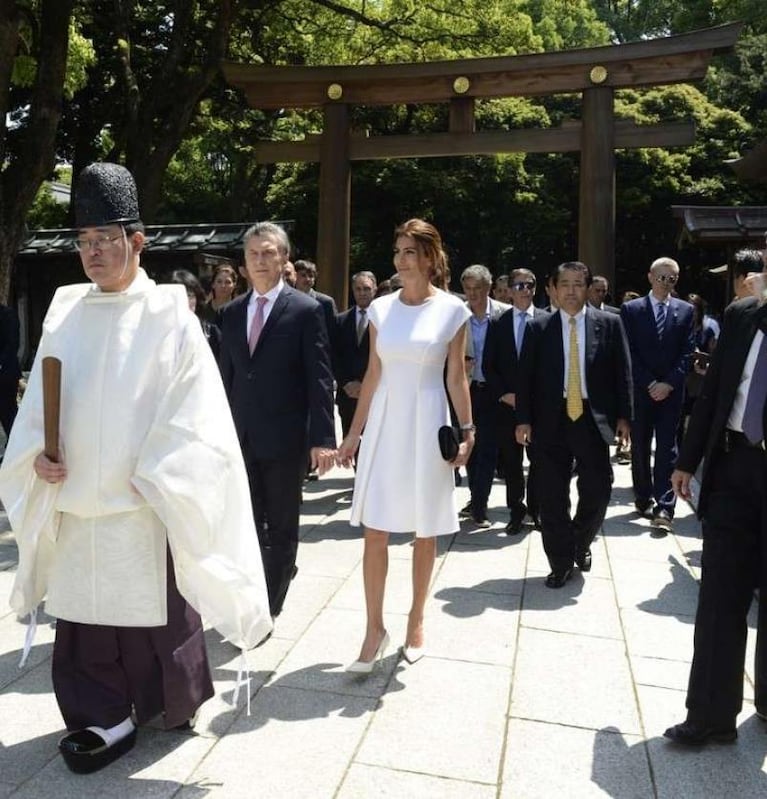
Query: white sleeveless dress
350 289 471 537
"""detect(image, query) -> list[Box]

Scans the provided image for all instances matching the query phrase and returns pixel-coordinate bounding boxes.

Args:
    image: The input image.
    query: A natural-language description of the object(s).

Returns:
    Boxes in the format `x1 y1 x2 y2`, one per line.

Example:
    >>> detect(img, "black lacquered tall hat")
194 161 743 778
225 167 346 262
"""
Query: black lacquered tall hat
74 162 141 228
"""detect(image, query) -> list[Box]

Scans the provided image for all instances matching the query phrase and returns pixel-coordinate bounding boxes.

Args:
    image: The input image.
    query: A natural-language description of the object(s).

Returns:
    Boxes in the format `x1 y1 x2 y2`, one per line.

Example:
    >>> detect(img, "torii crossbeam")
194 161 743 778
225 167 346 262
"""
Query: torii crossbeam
224 22 742 306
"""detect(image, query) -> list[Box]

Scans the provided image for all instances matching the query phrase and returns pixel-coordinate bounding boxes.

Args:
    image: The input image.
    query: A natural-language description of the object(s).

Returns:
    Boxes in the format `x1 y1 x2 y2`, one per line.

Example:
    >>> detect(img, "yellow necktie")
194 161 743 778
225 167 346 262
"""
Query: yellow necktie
567 316 583 421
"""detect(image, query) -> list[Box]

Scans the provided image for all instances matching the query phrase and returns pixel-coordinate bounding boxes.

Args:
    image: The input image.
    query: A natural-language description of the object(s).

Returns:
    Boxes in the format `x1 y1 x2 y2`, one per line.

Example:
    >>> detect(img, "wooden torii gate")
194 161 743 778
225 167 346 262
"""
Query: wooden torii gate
223 22 742 307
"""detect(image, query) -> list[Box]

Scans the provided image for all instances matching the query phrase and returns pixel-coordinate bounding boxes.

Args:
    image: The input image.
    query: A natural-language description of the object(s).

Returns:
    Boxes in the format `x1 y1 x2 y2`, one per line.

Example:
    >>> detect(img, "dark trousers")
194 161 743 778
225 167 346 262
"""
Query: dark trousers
466 382 498 515
535 404 612 572
686 446 767 726
0 373 18 438
631 392 683 514
52 551 213 731
244 451 304 616
497 403 538 522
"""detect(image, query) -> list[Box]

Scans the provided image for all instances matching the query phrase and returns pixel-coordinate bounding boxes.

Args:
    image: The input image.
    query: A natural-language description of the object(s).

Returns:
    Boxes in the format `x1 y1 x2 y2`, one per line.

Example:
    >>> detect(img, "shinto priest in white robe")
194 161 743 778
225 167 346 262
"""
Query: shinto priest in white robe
0 269 272 650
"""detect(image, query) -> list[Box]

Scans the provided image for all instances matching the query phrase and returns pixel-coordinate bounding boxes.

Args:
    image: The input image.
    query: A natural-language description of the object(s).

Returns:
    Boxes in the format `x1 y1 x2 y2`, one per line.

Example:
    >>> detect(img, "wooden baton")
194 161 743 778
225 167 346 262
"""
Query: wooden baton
42 357 61 463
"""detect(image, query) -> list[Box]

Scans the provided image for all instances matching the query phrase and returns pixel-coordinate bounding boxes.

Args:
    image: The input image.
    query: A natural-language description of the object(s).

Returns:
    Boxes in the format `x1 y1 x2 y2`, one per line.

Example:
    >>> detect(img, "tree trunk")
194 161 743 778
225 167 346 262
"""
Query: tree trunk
0 0 73 303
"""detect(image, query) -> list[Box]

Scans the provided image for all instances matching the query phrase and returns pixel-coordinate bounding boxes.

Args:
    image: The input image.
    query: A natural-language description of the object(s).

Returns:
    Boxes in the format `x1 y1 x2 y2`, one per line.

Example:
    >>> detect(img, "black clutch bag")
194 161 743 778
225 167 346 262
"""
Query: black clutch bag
438 425 461 461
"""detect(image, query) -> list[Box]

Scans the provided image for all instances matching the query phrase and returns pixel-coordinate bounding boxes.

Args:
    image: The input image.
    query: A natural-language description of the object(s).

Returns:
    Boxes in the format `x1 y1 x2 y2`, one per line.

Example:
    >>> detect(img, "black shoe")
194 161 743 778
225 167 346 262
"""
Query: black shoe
575 549 592 572
545 568 573 589
471 513 491 530
505 516 524 535
525 514 541 529
650 508 673 537
59 727 137 774
634 497 652 516
756 709 767 722
663 720 736 746
458 502 473 519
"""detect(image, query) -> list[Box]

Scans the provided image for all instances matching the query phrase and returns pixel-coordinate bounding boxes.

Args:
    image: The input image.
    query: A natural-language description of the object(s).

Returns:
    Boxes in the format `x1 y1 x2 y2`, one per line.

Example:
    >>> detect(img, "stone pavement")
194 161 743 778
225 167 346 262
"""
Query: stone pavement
1 457 766 798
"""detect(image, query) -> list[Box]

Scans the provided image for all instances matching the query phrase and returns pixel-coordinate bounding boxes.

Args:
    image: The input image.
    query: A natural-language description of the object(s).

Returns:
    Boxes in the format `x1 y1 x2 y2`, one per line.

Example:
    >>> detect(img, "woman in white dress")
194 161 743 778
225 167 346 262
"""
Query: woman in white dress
337 219 474 672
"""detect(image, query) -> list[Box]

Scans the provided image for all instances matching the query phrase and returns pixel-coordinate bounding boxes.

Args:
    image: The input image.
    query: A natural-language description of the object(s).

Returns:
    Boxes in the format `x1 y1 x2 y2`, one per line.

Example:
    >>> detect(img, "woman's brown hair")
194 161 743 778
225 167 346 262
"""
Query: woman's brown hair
394 218 449 290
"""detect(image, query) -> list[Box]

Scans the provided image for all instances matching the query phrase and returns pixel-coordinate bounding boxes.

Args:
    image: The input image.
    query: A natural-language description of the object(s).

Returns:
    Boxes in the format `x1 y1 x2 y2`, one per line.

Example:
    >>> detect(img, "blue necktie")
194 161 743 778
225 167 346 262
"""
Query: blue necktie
656 303 666 340
742 334 767 444
516 313 527 355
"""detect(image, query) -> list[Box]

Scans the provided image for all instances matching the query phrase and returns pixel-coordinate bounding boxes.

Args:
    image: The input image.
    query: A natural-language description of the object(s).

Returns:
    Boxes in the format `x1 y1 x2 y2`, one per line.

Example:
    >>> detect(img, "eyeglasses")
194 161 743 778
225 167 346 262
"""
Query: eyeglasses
655 274 678 285
511 281 536 291
75 234 123 252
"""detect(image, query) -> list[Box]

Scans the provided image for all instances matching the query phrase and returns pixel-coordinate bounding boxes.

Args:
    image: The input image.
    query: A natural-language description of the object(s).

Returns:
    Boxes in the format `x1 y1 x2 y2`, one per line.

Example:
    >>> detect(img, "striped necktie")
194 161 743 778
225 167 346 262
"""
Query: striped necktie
656 302 666 340
566 316 583 421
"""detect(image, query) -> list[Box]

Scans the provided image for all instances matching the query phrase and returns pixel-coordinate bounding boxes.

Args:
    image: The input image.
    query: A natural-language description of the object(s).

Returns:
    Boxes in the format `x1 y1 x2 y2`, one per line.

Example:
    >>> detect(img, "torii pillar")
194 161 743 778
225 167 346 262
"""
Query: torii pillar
317 103 351 306
579 86 615 279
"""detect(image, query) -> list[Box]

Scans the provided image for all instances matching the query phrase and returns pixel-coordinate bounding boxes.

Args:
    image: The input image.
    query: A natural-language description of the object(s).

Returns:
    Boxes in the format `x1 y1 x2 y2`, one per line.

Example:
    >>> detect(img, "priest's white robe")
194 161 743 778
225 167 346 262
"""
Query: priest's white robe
0 269 272 650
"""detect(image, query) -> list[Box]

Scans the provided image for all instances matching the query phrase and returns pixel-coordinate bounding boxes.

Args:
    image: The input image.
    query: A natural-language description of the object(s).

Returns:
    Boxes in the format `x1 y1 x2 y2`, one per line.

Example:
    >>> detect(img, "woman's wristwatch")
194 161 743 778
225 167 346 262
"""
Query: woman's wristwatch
460 423 476 436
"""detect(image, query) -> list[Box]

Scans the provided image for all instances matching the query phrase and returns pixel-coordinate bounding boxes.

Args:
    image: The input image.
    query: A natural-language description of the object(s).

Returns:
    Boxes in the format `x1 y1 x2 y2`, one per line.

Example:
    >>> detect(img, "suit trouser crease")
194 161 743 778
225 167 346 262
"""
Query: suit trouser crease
245 452 304 616
497 404 538 519
535 408 612 572
686 447 767 725
631 393 681 512
466 384 498 515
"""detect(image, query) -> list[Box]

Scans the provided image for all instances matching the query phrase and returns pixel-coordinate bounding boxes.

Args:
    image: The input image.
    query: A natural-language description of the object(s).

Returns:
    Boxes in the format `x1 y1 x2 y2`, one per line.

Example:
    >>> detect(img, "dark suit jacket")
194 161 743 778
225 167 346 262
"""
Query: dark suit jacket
677 297 767 518
333 306 370 404
309 289 337 339
590 302 620 314
219 287 336 459
0 304 21 378
483 306 548 403
620 295 694 397
516 306 633 445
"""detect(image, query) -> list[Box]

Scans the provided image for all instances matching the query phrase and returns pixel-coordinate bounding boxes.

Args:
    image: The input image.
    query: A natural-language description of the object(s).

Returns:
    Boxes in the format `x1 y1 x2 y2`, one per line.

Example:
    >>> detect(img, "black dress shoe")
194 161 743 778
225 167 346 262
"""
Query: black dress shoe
458 502 473 519
59 727 137 774
505 517 523 535
545 568 573 589
576 549 592 572
663 720 736 746
650 508 673 536
634 497 652 516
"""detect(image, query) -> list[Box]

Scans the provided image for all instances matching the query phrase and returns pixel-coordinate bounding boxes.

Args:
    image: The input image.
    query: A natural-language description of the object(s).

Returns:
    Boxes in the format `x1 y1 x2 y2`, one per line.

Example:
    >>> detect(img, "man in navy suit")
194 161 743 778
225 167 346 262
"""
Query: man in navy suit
294 258 337 338
461 264 510 528
620 257 694 534
219 223 336 617
333 271 376 449
516 262 632 587
665 273 767 746
483 268 548 534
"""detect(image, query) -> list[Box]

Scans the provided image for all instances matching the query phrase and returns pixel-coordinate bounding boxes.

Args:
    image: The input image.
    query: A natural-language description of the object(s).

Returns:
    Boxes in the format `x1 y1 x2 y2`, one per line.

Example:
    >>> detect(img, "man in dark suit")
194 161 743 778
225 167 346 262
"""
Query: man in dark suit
664 274 767 746
461 264 509 528
333 270 376 448
483 268 547 534
294 258 337 338
219 223 336 617
0 303 21 439
516 261 632 587
620 257 694 534
588 275 620 314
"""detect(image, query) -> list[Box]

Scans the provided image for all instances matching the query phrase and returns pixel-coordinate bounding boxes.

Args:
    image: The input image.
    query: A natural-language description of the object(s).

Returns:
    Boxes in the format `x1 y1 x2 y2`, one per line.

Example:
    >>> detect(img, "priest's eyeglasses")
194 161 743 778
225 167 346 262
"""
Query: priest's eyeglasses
511 281 536 291
75 234 123 252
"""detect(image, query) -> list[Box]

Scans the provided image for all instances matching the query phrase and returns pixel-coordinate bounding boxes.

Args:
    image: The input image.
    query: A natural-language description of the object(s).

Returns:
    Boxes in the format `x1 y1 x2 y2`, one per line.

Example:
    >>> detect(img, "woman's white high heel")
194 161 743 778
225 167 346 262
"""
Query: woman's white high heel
345 632 390 674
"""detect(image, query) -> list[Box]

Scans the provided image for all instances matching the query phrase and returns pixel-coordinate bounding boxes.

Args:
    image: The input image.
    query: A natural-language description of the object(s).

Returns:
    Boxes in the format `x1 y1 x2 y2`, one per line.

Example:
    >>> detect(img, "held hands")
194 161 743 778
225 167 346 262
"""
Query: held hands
336 433 361 469
310 446 336 477
34 451 67 484
343 381 362 399
500 392 516 408
671 468 693 501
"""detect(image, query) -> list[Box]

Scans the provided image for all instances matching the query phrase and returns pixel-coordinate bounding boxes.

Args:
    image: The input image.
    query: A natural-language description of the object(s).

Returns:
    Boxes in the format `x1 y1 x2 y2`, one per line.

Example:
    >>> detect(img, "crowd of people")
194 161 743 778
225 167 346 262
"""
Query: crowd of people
1 160 766 772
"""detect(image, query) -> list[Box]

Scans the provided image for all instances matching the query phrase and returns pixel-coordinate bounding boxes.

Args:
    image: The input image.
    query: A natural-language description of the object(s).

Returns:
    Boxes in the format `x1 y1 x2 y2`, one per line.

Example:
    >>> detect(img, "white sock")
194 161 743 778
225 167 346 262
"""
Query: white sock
85 716 135 747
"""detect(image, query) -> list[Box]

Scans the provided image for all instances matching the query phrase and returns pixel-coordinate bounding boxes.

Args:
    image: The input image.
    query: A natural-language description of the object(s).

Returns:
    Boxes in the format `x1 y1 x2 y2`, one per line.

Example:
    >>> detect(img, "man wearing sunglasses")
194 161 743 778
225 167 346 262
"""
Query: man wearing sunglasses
620 257 694 534
484 269 547 534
